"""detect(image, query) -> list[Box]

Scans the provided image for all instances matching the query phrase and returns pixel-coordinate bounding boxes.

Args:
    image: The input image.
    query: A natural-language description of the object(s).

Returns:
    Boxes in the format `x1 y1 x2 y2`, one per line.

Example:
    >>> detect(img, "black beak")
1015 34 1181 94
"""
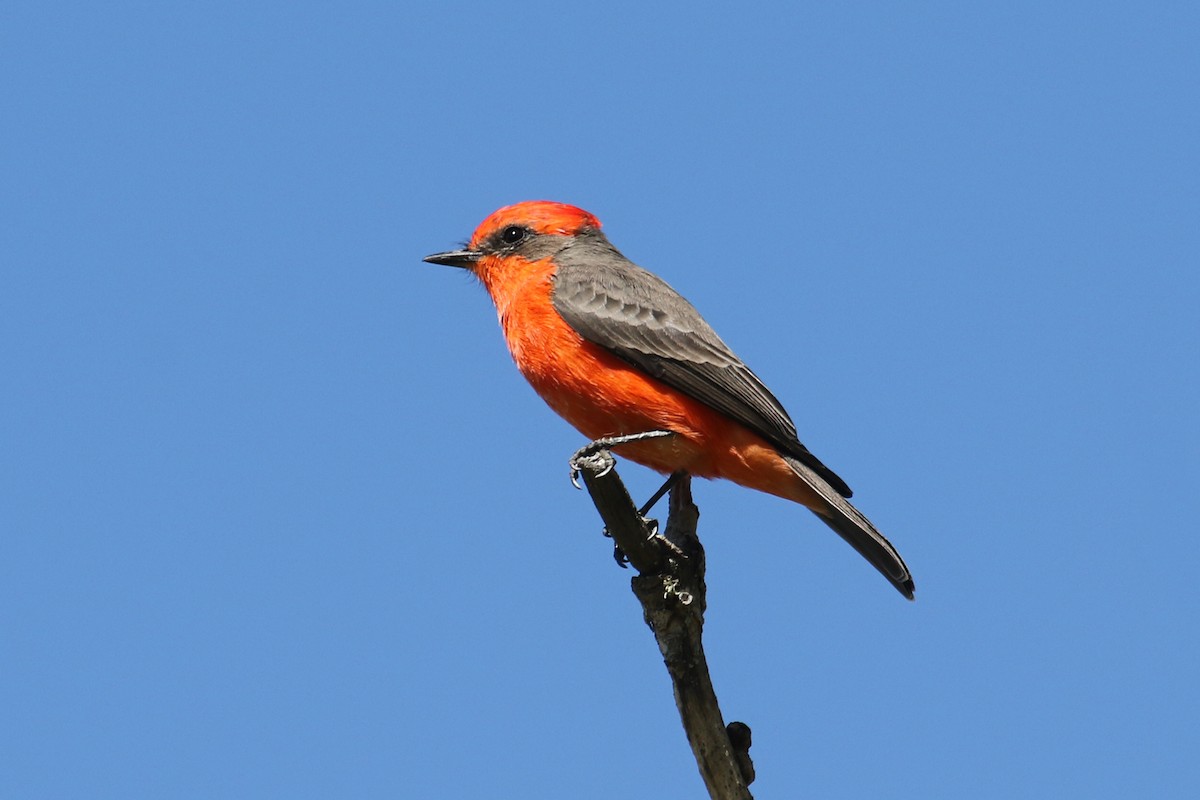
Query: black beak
423 249 482 269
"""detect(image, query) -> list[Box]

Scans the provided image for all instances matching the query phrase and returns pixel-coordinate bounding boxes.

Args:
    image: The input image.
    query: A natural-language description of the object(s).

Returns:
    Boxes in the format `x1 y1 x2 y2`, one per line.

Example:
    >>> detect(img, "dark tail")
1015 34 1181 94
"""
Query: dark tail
783 456 915 600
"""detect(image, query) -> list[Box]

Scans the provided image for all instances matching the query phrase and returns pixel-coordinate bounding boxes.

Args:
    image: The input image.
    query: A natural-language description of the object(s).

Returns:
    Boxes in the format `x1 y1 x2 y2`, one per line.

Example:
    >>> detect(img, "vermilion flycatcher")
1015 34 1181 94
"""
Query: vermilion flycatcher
424 201 914 599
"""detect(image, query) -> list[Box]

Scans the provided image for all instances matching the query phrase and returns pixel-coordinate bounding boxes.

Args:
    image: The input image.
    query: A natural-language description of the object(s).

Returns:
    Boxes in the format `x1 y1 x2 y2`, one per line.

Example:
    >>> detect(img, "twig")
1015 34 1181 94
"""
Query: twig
570 447 755 800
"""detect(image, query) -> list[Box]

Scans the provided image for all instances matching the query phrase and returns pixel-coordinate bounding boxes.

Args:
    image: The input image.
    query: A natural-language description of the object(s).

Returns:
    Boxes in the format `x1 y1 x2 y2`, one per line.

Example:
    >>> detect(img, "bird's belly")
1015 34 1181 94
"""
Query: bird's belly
526 349 705 469
502 302 704 473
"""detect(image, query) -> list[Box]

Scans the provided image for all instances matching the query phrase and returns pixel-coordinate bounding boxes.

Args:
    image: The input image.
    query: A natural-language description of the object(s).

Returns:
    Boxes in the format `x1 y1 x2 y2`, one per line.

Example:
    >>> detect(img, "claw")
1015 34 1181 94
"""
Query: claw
603 528 629 568
569 430 675 489
569 449 614 486
569 431 679 573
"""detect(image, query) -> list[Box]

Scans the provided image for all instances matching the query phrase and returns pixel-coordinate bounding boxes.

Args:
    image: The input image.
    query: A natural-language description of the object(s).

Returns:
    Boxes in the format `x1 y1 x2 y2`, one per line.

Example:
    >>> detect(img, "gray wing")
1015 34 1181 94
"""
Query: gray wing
551 232 853 498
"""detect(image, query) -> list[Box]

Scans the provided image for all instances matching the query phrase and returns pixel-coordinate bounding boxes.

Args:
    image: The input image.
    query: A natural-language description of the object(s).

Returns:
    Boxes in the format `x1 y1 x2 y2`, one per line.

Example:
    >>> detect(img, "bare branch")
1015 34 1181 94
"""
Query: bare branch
572 448 755 800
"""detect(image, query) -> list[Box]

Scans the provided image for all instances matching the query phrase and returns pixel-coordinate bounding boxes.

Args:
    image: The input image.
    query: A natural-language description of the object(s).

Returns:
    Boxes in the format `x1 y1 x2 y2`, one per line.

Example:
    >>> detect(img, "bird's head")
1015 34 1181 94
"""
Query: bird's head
423 201 604 294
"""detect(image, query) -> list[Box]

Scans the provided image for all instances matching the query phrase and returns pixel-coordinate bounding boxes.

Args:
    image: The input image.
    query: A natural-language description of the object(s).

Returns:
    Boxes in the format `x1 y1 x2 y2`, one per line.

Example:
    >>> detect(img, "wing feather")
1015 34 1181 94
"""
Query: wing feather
552 232 853 498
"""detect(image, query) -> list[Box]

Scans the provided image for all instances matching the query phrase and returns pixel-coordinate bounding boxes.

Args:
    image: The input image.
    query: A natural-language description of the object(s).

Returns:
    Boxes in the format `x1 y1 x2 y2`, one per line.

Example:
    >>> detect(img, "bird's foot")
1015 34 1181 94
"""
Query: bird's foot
569 430 675 488
602 517 661 569
569 431 680 571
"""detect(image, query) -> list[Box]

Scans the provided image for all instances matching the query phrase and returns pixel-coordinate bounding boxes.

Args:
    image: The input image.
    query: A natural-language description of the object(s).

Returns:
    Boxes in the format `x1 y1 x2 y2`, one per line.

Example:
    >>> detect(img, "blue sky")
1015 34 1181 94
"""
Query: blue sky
2 2 1197 797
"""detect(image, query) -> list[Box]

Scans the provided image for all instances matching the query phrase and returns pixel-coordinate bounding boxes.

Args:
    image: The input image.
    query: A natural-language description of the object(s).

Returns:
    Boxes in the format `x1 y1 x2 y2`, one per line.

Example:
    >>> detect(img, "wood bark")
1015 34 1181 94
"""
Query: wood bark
571 447 755 800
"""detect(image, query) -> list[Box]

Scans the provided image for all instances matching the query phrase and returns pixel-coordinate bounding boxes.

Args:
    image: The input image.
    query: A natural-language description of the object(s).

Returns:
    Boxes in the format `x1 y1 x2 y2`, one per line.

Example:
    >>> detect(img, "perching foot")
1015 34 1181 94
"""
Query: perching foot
568 430 675 487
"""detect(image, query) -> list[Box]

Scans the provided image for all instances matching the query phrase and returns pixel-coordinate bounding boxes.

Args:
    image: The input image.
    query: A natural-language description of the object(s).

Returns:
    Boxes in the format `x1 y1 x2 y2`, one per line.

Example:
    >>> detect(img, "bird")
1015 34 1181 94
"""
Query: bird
423 201 914 599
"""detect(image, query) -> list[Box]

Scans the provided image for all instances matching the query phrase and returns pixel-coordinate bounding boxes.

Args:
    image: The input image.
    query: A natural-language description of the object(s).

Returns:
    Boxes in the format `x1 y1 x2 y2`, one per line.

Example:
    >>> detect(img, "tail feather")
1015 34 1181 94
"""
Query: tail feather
783 456 915 600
